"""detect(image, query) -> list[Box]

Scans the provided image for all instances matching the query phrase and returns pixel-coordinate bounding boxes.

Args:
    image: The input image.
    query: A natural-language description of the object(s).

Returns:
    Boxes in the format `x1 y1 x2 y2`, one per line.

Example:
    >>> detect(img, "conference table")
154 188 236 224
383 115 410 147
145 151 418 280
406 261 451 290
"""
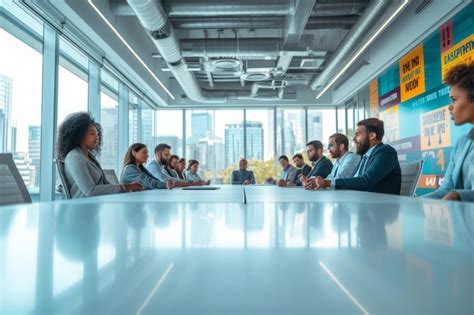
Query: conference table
1 185 473 314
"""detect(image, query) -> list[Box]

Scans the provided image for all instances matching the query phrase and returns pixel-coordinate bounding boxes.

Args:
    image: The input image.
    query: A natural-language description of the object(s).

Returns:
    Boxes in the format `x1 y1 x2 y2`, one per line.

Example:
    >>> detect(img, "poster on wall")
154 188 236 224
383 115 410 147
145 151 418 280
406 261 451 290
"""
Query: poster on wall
399 44 426 102
379 105 400 143
420 105 451 151
369 80 379 117
441 33 474 80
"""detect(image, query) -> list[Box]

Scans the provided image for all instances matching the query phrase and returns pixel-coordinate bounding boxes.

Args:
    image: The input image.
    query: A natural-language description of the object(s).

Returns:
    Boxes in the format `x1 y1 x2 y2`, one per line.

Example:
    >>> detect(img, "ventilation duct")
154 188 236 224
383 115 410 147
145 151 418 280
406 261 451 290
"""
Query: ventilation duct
127 0 285 103
310 0 391 91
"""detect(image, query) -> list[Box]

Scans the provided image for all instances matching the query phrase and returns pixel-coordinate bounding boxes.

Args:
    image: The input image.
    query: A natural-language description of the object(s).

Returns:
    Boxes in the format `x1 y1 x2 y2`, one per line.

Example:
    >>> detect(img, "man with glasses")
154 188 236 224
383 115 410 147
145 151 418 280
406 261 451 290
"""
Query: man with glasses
303 133 360 189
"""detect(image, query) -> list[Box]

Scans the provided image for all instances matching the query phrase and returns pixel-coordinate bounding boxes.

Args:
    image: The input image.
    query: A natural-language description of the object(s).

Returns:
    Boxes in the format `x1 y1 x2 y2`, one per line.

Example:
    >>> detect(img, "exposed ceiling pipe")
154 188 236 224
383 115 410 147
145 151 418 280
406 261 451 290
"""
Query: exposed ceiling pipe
162 0 294 17
181 38 281 58
306 16 359 30
310 0 391 91
127 0 284 103
127 0 226 103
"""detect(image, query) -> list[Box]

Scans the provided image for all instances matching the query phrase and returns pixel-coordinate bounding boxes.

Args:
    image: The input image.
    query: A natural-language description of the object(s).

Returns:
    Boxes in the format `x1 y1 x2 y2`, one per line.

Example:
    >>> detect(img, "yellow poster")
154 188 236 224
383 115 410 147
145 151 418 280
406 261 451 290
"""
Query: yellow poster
369 79 379 117
399 44 426 102
379 104 399 142
441 34 474 80
420 105 451 151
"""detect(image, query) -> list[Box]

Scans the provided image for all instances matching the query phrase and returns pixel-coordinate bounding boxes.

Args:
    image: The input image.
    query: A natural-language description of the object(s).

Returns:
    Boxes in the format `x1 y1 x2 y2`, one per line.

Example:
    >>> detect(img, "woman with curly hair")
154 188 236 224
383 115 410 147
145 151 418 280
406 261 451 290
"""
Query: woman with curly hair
57 112 143 198
423 63 474 201
120 143 174 190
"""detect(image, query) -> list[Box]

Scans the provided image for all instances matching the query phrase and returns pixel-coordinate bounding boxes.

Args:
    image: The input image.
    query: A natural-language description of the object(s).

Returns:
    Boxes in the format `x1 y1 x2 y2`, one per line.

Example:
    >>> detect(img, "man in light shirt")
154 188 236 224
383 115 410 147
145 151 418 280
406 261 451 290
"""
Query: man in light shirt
303 133 360 189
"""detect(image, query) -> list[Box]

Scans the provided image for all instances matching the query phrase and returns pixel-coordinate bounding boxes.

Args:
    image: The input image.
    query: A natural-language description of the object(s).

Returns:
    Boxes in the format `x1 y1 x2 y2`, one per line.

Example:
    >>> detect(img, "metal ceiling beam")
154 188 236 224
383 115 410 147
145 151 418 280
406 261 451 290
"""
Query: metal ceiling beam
283 0 317 47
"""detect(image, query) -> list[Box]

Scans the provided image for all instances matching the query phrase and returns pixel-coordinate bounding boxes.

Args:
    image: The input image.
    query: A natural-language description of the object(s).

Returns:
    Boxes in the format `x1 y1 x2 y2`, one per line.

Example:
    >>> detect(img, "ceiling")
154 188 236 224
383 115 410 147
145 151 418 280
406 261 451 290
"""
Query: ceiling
107 0 395 106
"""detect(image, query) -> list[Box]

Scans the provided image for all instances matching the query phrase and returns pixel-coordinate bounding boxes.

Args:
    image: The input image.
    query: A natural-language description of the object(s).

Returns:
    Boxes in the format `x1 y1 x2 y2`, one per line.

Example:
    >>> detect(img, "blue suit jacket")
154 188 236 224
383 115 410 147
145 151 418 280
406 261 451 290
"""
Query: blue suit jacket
423 128 473 201
295 157 333 186
335 143 401 195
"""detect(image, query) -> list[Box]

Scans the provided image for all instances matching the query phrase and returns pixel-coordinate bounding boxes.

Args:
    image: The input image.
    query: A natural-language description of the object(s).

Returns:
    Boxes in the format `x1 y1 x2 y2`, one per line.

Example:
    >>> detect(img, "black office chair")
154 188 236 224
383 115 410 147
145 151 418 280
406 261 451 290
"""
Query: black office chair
0 153 32 205
54 158 72 200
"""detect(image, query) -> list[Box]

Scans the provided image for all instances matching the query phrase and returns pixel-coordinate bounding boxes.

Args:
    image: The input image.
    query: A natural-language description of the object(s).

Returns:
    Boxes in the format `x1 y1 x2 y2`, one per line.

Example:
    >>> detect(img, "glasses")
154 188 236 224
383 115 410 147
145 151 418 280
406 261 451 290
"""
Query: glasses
327 143 334 149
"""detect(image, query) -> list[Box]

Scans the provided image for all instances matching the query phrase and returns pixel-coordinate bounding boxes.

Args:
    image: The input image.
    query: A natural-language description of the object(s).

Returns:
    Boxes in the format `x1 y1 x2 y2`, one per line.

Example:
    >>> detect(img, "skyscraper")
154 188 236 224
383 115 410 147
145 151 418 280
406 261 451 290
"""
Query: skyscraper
198 132 224 172
0 74 13 152
28 126 41 186
307 111 323 143
224 121 263 166
100 107 118 170
190 111 212 144
13 152 34 187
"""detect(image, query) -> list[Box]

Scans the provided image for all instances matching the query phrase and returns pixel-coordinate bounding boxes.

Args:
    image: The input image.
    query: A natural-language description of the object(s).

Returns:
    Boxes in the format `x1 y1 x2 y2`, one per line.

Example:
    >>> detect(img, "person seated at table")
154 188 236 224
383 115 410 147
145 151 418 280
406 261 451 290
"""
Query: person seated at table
303 133 360 189
422 63 474 201
289 153 311 186
176 158 187 180
121 143 174 190
311 118 401 195
148 143 203 187
186 159 210 184
57 112 143 198
282 140 333 187
231 159 256 185
266 155 298 186
167 154 180 178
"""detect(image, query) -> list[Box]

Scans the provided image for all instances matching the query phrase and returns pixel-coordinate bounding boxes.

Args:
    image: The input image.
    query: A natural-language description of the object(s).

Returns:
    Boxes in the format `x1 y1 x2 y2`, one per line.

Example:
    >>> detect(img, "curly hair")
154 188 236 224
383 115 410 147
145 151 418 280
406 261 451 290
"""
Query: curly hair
57 112 102 160
444 62 474 101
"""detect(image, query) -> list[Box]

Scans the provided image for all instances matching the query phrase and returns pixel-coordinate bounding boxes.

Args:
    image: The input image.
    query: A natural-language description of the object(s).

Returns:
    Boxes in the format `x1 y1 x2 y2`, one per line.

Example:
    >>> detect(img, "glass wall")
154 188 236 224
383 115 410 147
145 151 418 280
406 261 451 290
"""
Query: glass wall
307 108 336 146
155 110 183 157
0 27 43 190
100 70 119 172
129 93 139 145
57 38 88 123
276 109 306 158
142 105 155 163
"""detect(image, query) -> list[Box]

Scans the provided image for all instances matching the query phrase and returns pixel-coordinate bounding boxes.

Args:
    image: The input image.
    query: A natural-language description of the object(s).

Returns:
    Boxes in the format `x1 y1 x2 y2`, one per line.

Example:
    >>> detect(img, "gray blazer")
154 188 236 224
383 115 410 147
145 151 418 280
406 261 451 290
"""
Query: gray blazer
121 164 167 190
64 148 122 198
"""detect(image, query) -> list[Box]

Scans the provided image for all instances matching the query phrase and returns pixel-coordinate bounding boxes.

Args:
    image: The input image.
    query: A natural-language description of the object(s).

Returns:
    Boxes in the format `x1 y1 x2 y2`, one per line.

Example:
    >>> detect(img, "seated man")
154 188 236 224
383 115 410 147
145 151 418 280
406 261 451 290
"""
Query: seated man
266 155 298 186
303 133 360 188
147 143 204 187
312 118 401 195
283 140 333 187
422 63 473 201
231 159 256 185
291 153 311 186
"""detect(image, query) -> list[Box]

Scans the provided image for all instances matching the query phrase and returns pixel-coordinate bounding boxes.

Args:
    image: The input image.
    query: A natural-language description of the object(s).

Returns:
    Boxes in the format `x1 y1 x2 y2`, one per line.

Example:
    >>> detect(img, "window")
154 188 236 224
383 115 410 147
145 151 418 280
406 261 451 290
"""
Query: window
186 109 244 184
155 109 183 157
141 105 155 162
0 28 43 190
245 109 277 184
129 93 139 144
276 109 306 157
100 70 119 172
307 109 336 146
337 107 346 134
57 38 88 123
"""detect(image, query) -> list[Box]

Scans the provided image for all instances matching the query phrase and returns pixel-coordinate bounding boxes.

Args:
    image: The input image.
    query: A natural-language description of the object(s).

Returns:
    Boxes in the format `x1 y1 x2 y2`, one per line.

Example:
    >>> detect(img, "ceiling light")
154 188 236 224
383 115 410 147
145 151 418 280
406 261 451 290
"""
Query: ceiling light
316 0 410 99
87 0 174 100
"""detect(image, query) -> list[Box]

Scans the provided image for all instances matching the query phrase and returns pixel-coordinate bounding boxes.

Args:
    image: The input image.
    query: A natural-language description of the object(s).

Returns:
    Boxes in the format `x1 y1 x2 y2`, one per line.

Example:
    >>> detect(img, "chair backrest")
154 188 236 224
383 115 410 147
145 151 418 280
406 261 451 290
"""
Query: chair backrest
54 158 72 200
400 160 424 197
0 153 32 205
103 169 119 184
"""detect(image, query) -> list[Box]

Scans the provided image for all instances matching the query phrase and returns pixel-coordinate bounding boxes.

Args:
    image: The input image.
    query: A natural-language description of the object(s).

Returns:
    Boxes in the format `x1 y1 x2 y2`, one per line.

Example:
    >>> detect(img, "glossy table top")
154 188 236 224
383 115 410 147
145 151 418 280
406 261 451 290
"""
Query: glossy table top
1 186 473 314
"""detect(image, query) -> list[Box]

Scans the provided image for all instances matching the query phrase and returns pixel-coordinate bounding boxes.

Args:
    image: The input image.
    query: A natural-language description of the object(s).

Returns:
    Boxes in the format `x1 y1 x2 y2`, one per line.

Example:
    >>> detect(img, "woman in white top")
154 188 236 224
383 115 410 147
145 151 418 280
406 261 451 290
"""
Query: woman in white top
185 159 210 184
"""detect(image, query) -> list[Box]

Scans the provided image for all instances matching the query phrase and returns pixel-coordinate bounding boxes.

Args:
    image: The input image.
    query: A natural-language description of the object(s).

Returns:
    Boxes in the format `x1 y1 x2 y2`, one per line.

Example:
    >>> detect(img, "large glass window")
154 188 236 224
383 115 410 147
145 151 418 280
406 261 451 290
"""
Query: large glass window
307 109 336 146
0 28 43 190
129 93 139 144
276 109 306 157
186 109 244 184
245 109 277 184
155 109 183 157
57 38 88 123
100 70 119 172
142 105 155 162
337 107 346 134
